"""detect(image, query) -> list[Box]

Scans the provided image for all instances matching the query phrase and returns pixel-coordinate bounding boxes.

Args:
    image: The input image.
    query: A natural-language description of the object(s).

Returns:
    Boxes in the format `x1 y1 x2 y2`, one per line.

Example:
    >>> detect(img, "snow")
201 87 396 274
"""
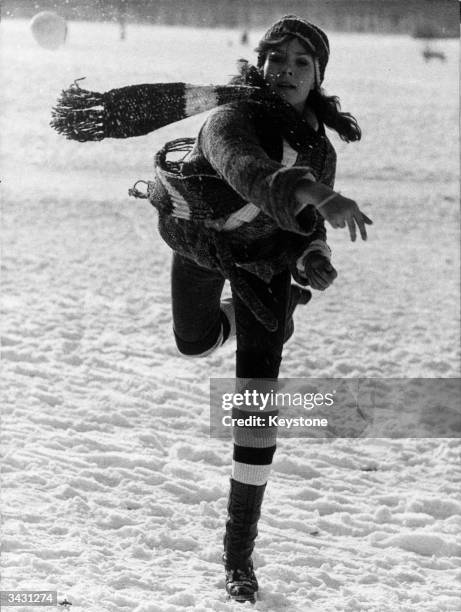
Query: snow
1 18 460 612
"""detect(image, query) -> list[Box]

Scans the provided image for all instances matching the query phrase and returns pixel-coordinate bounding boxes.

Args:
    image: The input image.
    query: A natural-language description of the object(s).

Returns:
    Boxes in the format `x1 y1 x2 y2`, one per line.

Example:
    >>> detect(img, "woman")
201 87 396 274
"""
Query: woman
50 14 372 605
160 15 372 603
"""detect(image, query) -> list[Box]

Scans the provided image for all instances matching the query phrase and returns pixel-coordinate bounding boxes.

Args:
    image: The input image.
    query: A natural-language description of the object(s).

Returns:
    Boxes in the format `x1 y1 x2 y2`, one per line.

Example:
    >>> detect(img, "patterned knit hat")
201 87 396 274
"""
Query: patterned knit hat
256 15 330 85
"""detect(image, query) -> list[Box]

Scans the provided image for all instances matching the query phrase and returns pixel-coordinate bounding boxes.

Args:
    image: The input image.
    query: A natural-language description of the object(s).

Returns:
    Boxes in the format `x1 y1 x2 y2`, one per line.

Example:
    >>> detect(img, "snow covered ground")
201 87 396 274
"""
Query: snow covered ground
1 18 460 612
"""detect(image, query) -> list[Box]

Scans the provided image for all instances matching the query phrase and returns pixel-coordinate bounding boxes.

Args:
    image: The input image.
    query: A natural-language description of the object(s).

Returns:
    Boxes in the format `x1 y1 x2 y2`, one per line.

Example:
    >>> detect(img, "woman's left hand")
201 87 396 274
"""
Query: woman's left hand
301 251 337 290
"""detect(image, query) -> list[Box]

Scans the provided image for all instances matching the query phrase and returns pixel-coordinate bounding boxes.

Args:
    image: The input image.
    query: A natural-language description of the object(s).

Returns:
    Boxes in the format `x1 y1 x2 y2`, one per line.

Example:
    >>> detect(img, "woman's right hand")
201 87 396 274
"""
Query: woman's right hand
317 193 373 241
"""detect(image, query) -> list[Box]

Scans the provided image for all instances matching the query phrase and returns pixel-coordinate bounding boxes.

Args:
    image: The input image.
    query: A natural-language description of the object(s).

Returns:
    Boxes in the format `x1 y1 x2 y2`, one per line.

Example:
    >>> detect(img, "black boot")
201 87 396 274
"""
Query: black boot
223 479 266 604
225 564 259 604
284 285 312 343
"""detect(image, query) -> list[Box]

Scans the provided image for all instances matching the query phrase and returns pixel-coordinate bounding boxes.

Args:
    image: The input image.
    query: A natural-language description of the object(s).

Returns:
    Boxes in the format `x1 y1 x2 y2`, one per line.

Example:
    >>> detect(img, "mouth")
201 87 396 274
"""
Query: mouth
276 82 296 90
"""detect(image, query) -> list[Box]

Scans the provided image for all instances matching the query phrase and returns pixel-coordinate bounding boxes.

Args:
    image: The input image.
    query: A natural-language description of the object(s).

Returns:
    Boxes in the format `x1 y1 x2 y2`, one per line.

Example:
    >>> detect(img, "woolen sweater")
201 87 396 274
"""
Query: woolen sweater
157 98 337 284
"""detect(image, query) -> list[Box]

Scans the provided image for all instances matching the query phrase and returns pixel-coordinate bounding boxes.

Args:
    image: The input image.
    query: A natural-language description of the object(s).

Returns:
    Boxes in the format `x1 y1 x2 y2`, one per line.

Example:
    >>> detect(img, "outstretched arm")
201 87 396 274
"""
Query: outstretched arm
198 103 321 235
199 102 372 241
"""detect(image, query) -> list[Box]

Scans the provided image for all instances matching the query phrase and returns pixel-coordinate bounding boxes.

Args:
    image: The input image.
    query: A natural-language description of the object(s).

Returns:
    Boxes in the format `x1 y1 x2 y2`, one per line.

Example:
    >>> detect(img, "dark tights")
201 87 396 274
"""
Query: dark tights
171 252 291 376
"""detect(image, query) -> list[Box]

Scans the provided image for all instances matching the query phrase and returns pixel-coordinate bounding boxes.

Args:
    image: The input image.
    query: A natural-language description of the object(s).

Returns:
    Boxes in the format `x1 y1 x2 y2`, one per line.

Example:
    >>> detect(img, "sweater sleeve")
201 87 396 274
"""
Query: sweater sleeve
197 102 320 235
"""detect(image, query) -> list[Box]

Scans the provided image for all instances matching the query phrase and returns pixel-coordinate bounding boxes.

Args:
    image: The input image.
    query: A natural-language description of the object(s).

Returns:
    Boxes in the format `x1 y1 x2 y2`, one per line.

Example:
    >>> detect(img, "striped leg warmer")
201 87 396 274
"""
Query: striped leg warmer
231 377 279 486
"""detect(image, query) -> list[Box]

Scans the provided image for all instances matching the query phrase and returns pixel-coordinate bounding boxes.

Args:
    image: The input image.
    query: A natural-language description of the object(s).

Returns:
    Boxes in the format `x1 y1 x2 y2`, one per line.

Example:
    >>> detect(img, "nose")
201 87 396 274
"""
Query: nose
279 60 294 76
277 68 293 79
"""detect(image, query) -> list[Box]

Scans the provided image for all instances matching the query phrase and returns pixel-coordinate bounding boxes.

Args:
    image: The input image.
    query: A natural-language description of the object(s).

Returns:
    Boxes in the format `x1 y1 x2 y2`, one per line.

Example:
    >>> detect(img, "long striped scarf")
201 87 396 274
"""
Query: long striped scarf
50 77 259 141
50 68 320 151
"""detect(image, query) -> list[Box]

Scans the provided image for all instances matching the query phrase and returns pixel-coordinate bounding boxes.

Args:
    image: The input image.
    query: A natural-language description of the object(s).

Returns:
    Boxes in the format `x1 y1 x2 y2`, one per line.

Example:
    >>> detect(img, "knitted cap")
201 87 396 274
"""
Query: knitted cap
257 15 330 85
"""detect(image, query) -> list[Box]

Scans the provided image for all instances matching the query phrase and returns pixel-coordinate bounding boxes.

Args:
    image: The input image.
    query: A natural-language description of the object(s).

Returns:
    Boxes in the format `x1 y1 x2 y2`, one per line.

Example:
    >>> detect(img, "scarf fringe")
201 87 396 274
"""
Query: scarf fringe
50 81 105 141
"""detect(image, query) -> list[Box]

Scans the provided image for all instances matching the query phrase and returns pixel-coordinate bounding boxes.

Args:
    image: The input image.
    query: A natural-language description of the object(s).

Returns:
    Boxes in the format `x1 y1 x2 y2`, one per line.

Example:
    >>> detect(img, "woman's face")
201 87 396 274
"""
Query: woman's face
262 37 316 113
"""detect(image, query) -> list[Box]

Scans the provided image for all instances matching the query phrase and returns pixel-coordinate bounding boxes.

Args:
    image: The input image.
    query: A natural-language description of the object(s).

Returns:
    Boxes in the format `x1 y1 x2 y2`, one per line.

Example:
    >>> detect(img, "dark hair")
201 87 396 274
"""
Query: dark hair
307 88 361 142
256 37 361 143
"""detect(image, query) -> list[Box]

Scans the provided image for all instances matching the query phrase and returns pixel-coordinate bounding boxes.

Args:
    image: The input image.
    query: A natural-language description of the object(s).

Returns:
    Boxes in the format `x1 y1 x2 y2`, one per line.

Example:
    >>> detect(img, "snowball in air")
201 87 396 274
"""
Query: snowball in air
30 11 67 50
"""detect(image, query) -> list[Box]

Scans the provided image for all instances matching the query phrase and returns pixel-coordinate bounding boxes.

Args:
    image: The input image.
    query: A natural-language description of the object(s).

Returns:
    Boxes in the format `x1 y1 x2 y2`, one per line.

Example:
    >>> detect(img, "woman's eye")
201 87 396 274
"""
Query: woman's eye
268 53 283 63
296 59 311 68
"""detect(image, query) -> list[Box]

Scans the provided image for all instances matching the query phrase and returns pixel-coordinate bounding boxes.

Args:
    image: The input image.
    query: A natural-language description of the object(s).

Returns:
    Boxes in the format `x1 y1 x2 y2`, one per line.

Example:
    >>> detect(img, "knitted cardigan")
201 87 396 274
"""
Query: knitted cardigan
155 98 337 309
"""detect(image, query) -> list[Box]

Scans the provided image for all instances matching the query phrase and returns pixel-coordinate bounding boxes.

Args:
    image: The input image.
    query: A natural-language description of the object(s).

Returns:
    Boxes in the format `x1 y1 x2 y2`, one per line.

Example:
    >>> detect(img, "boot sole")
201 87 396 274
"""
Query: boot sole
226 593 257 604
